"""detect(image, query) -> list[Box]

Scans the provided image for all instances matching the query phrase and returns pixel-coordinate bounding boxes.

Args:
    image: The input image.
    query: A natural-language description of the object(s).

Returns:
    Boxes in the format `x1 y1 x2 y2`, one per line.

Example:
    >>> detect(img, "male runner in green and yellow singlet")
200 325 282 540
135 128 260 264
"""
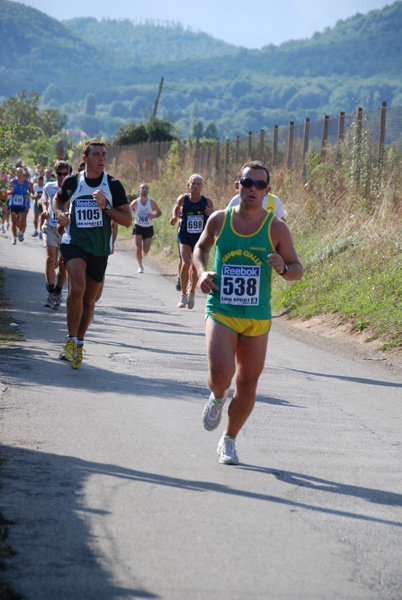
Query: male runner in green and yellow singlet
193 160 303 465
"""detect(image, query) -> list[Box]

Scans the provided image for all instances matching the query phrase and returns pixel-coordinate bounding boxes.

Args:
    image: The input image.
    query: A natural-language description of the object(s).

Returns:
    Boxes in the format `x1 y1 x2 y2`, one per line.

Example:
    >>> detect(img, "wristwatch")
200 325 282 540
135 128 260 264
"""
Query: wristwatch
103 201 112 212
279 264 289 276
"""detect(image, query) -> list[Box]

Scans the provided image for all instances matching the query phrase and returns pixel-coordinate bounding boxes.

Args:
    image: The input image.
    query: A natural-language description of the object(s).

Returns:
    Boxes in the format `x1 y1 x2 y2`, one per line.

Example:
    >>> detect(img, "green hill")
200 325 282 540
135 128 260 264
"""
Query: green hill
62 17 239 63
62 3 402 78
0 0 138 96
1 0 402 140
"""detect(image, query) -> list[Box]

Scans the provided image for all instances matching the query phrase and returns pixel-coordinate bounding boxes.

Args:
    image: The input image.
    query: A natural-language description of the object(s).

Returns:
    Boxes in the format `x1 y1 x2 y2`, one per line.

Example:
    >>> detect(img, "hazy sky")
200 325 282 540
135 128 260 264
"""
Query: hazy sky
17 0 393 48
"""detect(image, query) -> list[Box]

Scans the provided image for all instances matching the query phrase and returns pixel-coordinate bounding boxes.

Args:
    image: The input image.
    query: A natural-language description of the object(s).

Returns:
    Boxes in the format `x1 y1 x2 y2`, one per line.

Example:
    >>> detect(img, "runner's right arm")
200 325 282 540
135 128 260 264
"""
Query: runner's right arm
170 194 184 225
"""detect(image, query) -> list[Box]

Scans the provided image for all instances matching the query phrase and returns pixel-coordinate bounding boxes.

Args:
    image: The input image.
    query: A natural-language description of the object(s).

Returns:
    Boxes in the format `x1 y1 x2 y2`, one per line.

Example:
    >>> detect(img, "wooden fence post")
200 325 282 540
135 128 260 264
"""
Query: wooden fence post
287 121 294 170
321 115 329 159
225 139 230 184
247 132 252 159
272 125 278 167
378 101 387 169
355 107 364 190
150 142 155 168
337 111 345 162
194 140 200 171
302 118 310 183
215 141 220 178
235 136 240 164
259 129 265 161
199 144 205 172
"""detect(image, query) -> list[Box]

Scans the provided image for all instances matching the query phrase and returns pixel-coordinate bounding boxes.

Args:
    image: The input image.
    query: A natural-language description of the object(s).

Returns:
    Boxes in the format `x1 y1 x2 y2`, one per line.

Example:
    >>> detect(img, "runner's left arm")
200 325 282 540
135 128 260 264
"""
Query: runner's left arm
149 199 162 219
205 197 214 217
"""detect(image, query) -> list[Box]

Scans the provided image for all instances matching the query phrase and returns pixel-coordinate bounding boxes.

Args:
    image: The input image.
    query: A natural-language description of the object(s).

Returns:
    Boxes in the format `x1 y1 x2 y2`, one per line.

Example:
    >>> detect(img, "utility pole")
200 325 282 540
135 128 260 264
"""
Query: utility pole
153 77 164 118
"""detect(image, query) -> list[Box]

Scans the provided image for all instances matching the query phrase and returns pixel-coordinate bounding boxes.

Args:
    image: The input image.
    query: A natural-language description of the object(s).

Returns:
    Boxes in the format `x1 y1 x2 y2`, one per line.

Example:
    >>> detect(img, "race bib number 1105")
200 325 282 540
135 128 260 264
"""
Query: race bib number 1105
75 198 103 228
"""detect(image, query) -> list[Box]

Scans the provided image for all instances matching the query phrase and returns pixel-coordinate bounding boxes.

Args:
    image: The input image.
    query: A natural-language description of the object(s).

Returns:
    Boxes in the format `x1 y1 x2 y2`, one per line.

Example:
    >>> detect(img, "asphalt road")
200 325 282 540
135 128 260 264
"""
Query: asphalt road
1 221 402 600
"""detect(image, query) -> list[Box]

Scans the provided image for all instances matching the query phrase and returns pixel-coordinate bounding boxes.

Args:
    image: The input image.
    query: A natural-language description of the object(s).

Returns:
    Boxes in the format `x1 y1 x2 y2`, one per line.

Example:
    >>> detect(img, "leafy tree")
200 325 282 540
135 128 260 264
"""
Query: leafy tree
204 122 219 140
102 117 124 136
109 100 128 118
72 114 103 137
0 90 65 142
41 83 66 105
112 116 176 145
85 93 96 116
189 118 204 140
0 122 19 175
190 99 200 119
130 96 148 118
113 122 148 145
23 134 66 167
145 116 177 142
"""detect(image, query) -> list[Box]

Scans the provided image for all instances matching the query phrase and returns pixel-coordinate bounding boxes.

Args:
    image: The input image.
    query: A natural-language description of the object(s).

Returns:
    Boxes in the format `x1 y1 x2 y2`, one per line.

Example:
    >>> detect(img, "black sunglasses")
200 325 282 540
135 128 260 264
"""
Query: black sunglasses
239 177 268 190
55 171 68 176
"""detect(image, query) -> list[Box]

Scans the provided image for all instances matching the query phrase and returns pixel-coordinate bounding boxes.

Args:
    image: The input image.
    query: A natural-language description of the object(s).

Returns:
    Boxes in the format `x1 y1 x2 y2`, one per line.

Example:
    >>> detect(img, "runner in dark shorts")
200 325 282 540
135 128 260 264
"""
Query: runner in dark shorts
170 174 214 309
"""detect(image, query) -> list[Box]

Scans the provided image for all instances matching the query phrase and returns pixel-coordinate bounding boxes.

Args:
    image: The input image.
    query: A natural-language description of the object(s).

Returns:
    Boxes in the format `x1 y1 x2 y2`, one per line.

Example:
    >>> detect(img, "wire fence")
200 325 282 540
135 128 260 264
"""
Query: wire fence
73 102 402 184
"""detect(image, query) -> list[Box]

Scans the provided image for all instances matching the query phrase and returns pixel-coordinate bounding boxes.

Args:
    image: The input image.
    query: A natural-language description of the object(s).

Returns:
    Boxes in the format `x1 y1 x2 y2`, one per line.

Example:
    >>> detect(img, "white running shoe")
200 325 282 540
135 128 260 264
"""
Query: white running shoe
202 389 229 431
11 237 17 245
187 292 195 309
44 294 54 308
177 294 187 308
138 265 144 273
217 436 239 465
52 294 61 310
1 225 5 233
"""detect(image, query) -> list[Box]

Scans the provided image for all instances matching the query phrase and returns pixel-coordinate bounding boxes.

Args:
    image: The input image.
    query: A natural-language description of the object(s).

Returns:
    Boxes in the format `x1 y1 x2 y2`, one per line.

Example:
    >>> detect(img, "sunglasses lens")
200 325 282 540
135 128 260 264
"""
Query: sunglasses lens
240 178 267 190
240 178 253 188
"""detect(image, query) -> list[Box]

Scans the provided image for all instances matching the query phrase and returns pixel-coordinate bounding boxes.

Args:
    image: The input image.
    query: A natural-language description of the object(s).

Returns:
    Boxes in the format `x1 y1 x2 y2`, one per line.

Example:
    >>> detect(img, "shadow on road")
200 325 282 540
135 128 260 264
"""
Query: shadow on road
3 444 401 599
1 446 160 600
286 367 402 388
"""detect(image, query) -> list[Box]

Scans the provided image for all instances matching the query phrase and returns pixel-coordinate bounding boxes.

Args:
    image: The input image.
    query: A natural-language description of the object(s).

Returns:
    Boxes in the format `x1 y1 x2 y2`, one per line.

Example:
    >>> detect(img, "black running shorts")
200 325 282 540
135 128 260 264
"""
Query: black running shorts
60 244 108 283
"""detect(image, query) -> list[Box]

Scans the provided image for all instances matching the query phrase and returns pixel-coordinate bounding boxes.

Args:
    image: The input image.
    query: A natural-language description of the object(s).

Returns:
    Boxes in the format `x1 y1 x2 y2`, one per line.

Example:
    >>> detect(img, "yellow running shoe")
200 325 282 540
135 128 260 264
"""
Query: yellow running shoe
59 338 76 361
70 344 84 369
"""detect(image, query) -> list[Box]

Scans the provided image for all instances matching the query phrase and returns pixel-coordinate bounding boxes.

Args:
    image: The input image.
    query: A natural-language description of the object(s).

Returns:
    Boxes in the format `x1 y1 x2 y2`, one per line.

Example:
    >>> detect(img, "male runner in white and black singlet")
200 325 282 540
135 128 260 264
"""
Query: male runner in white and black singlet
53 140 132 369
130 183 162 273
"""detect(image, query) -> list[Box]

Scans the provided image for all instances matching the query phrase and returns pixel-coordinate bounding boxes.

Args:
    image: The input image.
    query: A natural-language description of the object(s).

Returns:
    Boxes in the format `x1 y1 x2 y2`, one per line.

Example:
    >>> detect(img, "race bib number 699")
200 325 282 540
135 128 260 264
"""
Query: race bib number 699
220 264 260 306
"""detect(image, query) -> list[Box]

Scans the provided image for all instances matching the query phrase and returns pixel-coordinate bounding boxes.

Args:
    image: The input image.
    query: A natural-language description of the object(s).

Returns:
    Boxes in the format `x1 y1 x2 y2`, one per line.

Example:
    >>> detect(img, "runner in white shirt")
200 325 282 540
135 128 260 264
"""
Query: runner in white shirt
228 192 287 220
32 176 44 238
130 183 162 273
41 161 70 309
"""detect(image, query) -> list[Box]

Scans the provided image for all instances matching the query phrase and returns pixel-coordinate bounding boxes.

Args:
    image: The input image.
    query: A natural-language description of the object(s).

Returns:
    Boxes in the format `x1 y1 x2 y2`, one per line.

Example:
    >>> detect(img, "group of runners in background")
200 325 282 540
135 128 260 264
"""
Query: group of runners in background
1 143 303 465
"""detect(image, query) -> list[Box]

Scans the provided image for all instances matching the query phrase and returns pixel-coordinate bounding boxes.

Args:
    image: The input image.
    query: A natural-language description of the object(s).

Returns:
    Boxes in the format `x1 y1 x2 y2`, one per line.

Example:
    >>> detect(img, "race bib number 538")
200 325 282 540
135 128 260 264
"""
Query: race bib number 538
220 264 260 305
